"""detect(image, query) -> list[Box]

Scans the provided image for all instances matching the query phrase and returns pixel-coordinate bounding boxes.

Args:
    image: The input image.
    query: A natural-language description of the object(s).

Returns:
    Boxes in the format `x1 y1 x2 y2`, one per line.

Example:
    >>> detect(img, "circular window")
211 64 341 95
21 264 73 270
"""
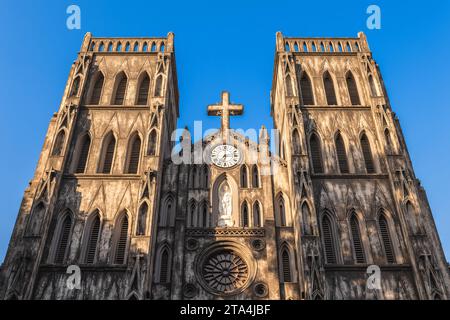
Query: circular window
253 283 268 298
183 283 197 298
251 239 265 251
196 242 256 296
186 238 199 251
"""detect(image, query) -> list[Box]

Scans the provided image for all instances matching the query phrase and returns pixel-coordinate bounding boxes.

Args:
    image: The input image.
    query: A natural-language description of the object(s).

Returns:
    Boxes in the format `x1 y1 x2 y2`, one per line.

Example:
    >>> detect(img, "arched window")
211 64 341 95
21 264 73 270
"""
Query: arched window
201 202 208 227
70 76 80 97
335 133 349 173
137 203 148 235
54 213 72 264
98 133 116 174
107 42 113 52
253 202 262 227
378 213 395 263
360 133 375 173
329 42 334 52
125 42 130 52
346 42 352 52
323 71 337 105
113 72 127 105
133 42 139 52
281 248 292 282
350 214 366 263
75 134 91 174
406 201 420 234
137 73 150 105
285 74 294 96
52 130 66 156
321 214 337 264
384 129 393 152
159 248 170 283
240 165 248 188
303 42 308 52
241 202 249 227
252 165 260 188
278 195 287 226
301 202 312 235
292 129 301 155
125 134 141 174
151 42 157 52
160 196 174 227
300 72 314 105
84 212 100 264
154 75 163 97
202 165 209 189
142 42 148 51
27 202 46 236
188 200 196 227
114 214 129 264
346 71 361 105
309 133 323 173
116 42 122 52
369 74 378 96
147 130 157 156
160 42 165 52
89 73 104 105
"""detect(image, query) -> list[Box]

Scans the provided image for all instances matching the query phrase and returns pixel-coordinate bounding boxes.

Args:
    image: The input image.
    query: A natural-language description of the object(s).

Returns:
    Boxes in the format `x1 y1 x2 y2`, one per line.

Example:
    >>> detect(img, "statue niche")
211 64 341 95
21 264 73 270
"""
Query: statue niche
212 174 238 228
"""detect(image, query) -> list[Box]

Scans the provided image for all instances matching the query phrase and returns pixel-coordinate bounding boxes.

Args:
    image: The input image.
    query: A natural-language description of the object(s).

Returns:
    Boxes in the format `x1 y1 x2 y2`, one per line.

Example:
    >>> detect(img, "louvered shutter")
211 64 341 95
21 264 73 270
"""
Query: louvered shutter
55 215 72 264
127 137 141 174
350 215 366 263
300 73 314 105
282 250 292 282
90 74 104 105
114 76 127 105
335 134 349 173
160 250 169 283
360 134 375 173
346 73 361 105
322 216 336 264
310 134 324 173
137 75 150 105
76 136 91 173
114 216 128 264
102 137 116 174
379 215 395 263
86 216 100 264
324 72 337 105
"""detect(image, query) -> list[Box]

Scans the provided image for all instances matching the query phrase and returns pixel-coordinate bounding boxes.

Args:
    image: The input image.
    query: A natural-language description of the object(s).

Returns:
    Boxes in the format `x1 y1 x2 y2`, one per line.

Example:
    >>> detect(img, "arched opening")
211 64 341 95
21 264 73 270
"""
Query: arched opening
137 203 148 235
350 213 366 263
98 132 116 174
137 73 150 105
113 213 129 264
360 133 375 173
321 214 337 264
125 133 142 174
369 74 378 96
281 247 292 282
52 130 66 156
89 72 104 105
251 165 260 188
301 202 313 235
292 129 301 155
323 71 337 105
27 202 46 236
75 134 91 174
241 201 249 227
84 211 101 264
240 165 248 188
70 76 81 97
346 71 361 105
147 130 157 156
253 201 262 227
309 133 324 173
300 72 314 105
335 133 349 173
112 72 128 105
54 212 72 264
378 213 395 263
154 75 163 97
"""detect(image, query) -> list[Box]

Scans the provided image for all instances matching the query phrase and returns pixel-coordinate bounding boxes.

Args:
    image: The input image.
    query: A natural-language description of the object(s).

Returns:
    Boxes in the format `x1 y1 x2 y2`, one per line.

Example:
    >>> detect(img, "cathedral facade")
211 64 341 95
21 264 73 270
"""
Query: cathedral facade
0 32 448 300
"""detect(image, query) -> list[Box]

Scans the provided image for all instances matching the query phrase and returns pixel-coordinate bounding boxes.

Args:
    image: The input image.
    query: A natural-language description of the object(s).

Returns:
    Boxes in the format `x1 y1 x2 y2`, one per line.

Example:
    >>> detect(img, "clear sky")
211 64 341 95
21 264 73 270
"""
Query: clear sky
0 0 449 263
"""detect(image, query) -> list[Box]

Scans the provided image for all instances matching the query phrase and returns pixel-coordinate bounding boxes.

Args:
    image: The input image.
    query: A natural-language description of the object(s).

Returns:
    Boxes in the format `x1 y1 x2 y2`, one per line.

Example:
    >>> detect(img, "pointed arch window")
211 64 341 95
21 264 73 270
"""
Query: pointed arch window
252 165 260 188
159 248 170 283
160 196 174 227
52 130 66 156
84 212 101 264
309 133 324 173
137 202 148 235
300 72 314 105
54 213 72 264
346 72 361 105
292 129 301 155
321 214 337 264
137 73 150 105
323 71 337 105
384 128 393 152
113 73 127 105
360 133 375 173
350 214 366 263
201 202 208 227
281 248 292 282
202 165 209 189
285 74 294 96
114 214 129 264
27 202 46 236
89 73 104 105
125 134 141 174
278 195 287 227
241 202 249 227
369 74 378 96
154 75 163 97
188 200 197 227
253 202 262 227
301 202 312 235
335 133 349 173
147 130 157 156
75 134 91 173
98 133 116 174
240 165 248 188
70 76 81 97
378 213 395 264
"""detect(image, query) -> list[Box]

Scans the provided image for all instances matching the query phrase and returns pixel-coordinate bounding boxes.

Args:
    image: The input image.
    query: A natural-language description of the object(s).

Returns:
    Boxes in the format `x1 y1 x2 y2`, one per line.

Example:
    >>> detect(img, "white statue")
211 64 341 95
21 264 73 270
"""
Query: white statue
218 183 233 227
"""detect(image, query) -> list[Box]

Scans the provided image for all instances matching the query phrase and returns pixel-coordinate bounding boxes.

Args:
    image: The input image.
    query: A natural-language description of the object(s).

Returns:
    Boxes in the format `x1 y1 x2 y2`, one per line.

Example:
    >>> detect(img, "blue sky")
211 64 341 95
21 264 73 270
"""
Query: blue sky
0 0 449 262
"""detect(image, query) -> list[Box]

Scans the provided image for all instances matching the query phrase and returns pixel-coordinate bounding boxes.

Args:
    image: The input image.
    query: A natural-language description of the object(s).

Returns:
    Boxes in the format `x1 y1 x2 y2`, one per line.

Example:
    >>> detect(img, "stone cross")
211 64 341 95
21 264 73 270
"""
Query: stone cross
207 92 243 136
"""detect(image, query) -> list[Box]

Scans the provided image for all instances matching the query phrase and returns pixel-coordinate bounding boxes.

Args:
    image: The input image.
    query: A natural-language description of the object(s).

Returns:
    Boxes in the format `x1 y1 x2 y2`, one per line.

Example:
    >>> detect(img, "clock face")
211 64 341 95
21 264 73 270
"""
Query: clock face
211 144 241 168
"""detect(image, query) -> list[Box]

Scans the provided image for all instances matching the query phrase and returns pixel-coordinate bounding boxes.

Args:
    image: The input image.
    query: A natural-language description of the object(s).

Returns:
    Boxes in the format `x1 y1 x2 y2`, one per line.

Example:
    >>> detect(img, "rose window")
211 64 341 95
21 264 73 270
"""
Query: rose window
202 250 249 294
